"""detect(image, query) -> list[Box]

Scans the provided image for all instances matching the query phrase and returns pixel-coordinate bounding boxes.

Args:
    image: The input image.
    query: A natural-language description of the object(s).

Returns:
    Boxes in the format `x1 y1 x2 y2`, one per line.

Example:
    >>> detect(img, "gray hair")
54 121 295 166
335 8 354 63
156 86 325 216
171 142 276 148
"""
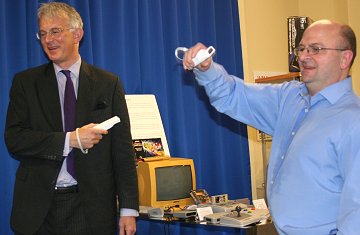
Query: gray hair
37 2 83 29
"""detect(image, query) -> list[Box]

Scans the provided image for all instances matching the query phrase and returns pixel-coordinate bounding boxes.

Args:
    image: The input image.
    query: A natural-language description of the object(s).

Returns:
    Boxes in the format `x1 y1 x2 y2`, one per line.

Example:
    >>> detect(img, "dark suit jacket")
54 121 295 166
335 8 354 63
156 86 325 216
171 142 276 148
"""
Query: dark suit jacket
5 61 139 235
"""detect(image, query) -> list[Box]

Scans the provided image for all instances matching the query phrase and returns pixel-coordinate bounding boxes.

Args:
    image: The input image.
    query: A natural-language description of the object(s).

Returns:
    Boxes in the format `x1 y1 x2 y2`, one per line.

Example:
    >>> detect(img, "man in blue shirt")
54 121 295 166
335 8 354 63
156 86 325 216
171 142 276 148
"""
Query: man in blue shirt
182 20 359 235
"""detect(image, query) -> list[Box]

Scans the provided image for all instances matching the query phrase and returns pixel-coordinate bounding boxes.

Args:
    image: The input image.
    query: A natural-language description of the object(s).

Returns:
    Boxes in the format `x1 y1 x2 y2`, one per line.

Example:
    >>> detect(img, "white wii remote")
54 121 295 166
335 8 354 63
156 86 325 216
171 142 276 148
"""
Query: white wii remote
93 116 120 130
192 46 216 66
175 46 216 67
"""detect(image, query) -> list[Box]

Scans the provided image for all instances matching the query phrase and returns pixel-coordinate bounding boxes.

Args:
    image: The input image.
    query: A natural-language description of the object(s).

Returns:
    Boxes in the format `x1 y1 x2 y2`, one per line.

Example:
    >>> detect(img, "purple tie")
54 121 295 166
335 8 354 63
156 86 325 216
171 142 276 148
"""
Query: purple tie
61 70 76 179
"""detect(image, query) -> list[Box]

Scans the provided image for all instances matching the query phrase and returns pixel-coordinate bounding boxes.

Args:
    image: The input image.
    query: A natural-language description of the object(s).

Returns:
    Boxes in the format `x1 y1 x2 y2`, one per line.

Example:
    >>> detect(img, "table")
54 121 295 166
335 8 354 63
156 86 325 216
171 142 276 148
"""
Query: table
136 214 278 235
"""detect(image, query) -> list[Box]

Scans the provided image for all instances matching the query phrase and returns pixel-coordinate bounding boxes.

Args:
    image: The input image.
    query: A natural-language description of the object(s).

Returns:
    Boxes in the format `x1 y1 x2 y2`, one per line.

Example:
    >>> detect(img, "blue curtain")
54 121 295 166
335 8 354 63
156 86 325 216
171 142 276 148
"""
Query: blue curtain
0 1 250 234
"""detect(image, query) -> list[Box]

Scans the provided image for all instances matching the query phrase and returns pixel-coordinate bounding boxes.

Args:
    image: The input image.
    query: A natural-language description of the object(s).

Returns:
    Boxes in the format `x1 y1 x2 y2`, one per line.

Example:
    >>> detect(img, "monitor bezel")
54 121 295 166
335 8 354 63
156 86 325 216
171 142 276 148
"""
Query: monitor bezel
137 157 196 209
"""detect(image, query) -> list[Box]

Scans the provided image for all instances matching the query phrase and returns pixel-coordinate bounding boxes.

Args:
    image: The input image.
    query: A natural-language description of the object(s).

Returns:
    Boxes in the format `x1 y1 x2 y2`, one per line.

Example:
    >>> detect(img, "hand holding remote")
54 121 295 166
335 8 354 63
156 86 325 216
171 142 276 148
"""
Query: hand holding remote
175 45 216 68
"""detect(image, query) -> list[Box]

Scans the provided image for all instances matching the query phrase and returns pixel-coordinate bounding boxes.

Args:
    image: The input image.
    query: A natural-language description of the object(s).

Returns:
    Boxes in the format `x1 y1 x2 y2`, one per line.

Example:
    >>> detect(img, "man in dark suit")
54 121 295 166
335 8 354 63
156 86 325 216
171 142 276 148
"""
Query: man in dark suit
4 2 139 235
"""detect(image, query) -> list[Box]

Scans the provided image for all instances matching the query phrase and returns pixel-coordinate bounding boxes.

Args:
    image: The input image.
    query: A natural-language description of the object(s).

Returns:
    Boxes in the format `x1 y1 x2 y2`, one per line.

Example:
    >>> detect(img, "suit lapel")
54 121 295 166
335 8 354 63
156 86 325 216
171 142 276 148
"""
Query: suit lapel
36 63 63 131
76 62 95 127
35 62 95 131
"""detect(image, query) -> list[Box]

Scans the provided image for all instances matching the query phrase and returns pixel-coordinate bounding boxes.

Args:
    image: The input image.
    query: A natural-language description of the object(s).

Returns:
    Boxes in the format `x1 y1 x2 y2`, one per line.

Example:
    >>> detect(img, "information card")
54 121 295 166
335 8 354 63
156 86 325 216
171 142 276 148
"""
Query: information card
125 94 170 158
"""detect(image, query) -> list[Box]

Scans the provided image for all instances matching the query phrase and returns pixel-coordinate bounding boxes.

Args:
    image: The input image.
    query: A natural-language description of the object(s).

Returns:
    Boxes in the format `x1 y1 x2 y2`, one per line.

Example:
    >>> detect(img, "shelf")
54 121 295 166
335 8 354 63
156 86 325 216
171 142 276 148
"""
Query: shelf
255 72 301 84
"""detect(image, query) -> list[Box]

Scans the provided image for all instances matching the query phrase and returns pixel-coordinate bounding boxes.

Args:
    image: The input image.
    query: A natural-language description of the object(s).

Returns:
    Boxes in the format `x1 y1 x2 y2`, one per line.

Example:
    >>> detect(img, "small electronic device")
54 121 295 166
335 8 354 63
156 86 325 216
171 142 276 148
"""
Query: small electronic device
190 189 210 204
93 116 120 130
210 201 248 213
219 208 269 227
137 158 196 209
139 205 154 214
172 210 197 219
204 212 229 224
211 194 228 204
148 207 164 218
175 46 216 67
191 46 216 67
183 204 197 210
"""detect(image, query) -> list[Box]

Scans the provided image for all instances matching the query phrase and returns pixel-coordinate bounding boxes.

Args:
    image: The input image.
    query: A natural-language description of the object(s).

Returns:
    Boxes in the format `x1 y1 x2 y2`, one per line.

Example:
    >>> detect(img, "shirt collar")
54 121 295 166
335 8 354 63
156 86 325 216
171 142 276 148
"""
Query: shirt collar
53 57 82 78
298 77 353 105
318 77 353 104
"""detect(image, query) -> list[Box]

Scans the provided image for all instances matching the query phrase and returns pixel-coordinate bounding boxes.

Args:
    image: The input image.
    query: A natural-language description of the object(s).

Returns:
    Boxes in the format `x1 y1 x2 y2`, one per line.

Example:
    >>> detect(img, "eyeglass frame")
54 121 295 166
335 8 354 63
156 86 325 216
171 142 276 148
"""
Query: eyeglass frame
36 27 75 40
294 45 348 57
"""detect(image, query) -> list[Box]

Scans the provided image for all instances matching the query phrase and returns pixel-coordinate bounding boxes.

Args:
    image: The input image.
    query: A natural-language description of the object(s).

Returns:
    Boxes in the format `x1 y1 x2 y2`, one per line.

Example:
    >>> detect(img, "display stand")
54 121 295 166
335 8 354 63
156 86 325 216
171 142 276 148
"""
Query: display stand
137 213 278 235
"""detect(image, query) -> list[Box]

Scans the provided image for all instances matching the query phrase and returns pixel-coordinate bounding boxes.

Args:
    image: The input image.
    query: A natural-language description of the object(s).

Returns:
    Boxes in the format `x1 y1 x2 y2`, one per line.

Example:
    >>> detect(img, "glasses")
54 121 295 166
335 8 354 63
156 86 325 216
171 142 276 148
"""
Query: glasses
36 27 74 40
294 45 348 56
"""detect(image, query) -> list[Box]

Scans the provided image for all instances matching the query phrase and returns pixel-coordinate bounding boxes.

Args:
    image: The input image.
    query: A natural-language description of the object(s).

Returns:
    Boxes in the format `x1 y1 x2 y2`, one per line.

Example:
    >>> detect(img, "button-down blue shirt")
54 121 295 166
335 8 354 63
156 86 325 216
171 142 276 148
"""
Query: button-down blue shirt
194 62 360 235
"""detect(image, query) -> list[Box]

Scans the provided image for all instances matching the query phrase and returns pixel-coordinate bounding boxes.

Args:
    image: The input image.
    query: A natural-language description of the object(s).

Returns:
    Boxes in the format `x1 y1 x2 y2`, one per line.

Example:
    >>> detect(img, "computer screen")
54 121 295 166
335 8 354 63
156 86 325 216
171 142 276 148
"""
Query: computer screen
156 165 192 201
137 158 196 209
